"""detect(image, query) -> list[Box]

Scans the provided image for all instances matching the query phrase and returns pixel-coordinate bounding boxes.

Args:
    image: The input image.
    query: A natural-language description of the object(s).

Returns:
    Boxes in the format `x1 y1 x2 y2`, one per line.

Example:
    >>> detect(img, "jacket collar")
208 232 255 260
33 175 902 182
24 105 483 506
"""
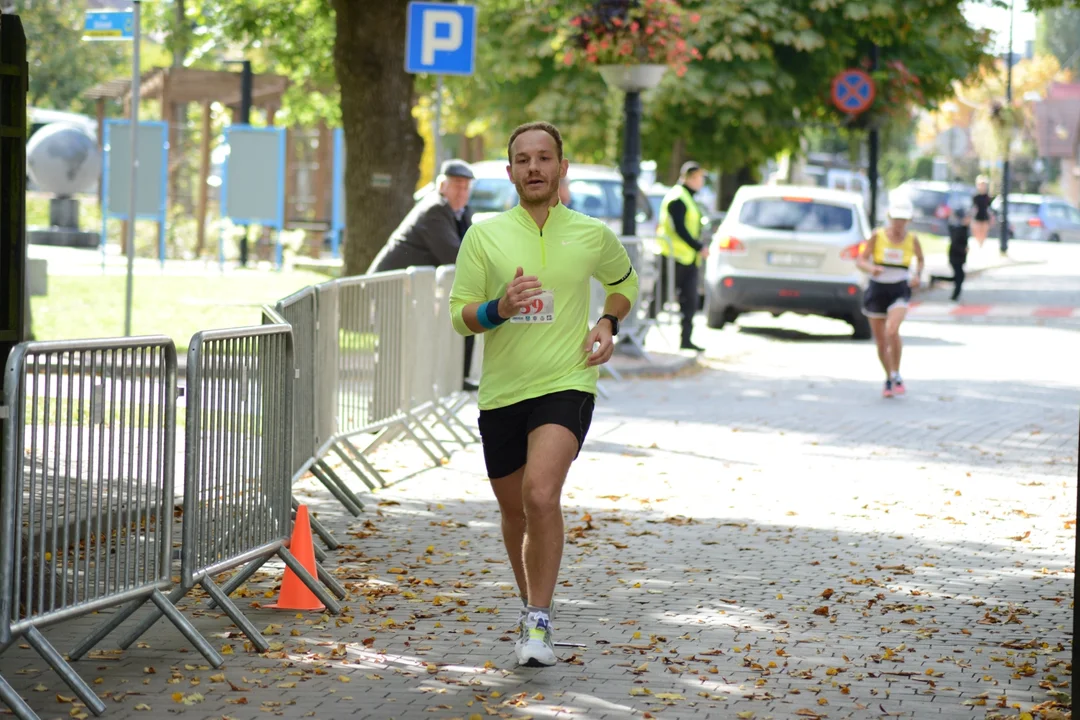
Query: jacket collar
510 201 566 232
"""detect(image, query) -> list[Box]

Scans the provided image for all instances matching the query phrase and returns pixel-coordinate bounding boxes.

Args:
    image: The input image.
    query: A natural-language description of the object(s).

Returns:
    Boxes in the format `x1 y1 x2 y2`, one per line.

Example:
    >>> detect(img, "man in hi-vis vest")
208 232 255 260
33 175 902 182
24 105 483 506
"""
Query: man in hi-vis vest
654 161 709 352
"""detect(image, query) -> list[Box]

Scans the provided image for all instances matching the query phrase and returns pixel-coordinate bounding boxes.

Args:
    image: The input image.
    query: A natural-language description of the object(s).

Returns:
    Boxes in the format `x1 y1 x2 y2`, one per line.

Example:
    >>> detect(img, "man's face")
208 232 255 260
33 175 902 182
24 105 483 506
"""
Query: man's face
506 129 567 207
889 217 909 234
440 176 472 212
685 170 705 192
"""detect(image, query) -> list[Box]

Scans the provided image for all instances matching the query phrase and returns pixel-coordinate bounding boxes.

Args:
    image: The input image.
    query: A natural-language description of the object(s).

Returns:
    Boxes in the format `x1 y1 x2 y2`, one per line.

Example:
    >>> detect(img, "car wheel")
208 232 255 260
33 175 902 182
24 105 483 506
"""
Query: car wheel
1049 234 1061 243
850 314 873 341
705 291 727 329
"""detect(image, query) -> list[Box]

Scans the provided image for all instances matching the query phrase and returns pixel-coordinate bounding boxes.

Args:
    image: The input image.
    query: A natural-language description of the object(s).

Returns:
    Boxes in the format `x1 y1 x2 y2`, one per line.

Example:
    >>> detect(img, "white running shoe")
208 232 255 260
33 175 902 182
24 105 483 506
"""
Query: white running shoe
515 610 557 667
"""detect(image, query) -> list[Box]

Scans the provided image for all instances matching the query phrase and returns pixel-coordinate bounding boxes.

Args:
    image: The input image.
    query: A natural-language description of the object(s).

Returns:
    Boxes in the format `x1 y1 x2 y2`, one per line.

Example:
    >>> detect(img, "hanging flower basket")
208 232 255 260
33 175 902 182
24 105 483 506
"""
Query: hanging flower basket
563 0 701 79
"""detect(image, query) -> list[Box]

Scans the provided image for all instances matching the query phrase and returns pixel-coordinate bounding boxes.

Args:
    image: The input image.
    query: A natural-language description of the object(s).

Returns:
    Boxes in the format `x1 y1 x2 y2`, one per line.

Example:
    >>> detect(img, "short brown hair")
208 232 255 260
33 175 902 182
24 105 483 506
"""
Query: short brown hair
507 121 564 163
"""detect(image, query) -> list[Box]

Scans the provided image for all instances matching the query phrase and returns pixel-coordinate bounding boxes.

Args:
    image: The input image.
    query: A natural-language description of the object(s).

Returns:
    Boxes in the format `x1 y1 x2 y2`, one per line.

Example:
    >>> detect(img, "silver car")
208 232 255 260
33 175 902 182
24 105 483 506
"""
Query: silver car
703 185 873 339
990 194 1080 243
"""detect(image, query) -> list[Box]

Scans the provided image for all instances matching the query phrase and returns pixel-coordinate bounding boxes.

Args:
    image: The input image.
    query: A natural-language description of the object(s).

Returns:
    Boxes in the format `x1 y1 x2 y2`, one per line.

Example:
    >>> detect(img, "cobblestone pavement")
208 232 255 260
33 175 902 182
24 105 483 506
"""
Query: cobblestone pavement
2 266 1077 720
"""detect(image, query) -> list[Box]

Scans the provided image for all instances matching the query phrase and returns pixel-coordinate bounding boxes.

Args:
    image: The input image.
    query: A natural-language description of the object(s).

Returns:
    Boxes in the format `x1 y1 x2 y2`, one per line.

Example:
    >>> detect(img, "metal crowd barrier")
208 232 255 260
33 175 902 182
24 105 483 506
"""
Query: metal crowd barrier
69 325 346 663
433 266 478 443
0 338 214 720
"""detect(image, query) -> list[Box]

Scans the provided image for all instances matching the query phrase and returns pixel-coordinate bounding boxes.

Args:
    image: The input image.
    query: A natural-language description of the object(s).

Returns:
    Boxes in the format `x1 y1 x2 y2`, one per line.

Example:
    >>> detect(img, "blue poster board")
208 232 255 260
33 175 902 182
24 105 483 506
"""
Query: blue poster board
220 125 287 268
101 119 168 266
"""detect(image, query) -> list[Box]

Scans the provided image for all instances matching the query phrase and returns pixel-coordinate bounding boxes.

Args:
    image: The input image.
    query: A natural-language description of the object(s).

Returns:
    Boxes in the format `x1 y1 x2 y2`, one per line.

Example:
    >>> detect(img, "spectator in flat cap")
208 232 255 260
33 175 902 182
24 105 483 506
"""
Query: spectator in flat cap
368 158 478 388
368 159 475 274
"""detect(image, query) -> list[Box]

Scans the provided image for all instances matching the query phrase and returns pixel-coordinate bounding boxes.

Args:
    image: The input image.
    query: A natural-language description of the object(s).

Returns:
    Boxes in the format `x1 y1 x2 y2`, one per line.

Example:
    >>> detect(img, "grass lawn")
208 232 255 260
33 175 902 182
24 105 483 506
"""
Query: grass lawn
919 233 949 256
31 270 331 353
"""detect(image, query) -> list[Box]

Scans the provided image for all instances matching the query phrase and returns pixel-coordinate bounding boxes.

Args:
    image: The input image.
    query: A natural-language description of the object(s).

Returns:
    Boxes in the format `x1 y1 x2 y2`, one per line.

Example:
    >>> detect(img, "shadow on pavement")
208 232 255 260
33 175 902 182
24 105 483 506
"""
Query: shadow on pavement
736 324 965 347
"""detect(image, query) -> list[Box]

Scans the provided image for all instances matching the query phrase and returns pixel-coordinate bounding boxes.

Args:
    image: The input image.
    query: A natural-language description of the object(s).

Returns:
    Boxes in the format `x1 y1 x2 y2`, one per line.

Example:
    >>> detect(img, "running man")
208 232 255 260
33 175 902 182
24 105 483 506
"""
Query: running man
448 121 639 667
857 195 924 398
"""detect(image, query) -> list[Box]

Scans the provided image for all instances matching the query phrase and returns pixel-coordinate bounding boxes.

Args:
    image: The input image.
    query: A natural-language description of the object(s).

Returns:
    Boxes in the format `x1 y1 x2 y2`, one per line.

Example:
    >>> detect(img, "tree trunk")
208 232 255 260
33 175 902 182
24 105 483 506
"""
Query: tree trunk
332 0 423 276
665 137 685 187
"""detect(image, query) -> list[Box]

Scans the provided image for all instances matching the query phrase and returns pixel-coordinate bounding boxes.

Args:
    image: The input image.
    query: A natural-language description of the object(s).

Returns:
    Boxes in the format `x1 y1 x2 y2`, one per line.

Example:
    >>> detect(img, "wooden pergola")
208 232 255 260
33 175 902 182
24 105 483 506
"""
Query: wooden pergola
83 66 303 256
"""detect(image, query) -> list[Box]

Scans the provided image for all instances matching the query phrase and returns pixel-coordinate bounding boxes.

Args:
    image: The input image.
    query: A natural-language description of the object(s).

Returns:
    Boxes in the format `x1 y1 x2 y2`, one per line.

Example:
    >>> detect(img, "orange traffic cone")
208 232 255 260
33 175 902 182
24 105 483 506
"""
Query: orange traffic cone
267 504 325 611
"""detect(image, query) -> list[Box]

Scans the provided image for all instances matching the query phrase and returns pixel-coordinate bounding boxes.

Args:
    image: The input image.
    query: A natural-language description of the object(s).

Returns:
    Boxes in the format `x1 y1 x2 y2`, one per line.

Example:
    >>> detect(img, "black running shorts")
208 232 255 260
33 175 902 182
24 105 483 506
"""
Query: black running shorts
477 390 595 479
862 280 911 318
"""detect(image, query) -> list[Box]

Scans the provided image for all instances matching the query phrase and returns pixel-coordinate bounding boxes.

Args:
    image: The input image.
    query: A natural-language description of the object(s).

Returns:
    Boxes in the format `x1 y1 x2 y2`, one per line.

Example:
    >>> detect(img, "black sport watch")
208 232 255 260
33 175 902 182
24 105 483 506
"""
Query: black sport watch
600 314 620 336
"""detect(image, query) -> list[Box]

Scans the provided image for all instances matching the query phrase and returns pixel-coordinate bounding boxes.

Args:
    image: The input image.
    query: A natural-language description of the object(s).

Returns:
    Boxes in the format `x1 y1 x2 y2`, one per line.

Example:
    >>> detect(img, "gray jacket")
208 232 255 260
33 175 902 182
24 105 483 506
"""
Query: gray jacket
368 193 472 273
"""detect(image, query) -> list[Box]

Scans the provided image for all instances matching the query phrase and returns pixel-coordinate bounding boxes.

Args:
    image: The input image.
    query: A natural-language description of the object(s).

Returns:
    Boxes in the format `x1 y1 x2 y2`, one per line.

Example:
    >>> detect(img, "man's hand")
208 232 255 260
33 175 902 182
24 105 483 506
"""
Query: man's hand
583 320 615 367
909 273 921 289
699 246 710 260
869 264 884 277
497 267 542 319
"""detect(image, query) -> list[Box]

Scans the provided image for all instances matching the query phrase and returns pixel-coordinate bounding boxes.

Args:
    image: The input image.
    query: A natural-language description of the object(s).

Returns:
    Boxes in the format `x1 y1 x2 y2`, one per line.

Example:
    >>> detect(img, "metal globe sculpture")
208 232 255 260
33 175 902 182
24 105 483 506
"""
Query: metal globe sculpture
26 122 101 197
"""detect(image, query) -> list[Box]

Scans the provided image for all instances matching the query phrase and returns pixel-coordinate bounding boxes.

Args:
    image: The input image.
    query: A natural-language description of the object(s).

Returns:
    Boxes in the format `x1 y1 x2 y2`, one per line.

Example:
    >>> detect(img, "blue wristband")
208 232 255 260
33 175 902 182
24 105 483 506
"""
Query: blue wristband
477 299 509 330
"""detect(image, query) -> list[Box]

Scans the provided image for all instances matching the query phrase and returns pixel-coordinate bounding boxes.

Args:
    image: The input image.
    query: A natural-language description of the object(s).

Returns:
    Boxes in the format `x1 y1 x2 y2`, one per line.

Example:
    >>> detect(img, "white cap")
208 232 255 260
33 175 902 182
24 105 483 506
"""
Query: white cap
887 194 914 220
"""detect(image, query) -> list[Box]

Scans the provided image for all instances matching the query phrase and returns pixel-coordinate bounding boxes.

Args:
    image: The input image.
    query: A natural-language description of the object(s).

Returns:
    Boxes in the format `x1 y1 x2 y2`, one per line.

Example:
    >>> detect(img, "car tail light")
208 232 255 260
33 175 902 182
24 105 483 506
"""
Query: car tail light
717 237 746 253
847 285 858 296
934 204 950 220
840 241 866 261
1027 217 1043 227
723 277 734 288
781 196 813 203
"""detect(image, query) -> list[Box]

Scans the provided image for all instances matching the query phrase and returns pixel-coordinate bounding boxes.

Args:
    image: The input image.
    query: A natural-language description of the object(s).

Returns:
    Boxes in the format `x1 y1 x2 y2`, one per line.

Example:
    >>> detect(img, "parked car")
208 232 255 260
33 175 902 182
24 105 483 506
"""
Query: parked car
894 180 976 237
415 160 657 237
703 184 874 339
990 194 1080 243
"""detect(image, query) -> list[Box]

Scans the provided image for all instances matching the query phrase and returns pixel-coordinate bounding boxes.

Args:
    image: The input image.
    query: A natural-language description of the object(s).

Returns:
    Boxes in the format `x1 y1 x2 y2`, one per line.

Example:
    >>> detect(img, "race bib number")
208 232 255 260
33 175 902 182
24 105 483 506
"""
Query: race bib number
510 290 555 324
882 247 906 265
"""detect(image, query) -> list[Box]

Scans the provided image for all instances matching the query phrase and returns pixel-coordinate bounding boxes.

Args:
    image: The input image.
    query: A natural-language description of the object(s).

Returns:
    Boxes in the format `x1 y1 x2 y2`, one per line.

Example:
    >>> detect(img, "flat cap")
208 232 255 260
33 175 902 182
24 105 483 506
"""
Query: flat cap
440 158 474 179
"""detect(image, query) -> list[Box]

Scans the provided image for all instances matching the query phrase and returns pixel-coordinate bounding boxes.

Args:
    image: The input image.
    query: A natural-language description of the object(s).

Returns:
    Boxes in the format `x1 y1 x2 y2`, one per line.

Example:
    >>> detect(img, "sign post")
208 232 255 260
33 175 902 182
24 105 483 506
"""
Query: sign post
84 4 140 337
831 66 878 222
405 2 477 178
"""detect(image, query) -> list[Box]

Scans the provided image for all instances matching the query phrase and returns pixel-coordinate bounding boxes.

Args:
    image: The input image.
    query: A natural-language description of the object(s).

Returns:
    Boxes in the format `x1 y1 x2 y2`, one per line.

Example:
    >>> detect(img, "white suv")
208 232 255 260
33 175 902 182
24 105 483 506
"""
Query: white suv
704 185 873 339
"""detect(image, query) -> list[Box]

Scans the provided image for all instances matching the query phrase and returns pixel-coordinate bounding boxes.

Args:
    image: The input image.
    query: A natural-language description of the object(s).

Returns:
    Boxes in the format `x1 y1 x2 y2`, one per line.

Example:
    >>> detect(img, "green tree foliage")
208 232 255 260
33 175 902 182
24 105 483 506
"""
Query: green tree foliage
1036 6 1080 76
13 0 128 114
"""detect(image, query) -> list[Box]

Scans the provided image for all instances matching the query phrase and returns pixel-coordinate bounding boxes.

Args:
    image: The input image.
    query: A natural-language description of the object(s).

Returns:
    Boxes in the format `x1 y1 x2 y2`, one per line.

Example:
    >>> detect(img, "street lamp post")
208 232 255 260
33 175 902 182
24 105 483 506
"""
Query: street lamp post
1000 0 1014 255
598 65 666 236
223 59 253 265
598 63 666 356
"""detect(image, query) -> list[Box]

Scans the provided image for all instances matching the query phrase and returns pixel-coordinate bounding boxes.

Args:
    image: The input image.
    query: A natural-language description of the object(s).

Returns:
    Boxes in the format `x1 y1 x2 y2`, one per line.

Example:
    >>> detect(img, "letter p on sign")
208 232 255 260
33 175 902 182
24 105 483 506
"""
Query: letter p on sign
405 2 477 76
422 10 462 65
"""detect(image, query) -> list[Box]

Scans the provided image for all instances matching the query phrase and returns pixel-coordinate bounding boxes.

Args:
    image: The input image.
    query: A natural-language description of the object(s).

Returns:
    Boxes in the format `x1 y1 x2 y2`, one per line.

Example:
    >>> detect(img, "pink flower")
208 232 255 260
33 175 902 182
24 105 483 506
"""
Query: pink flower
562 51 574 66
630 21 639 32
690 13 701 23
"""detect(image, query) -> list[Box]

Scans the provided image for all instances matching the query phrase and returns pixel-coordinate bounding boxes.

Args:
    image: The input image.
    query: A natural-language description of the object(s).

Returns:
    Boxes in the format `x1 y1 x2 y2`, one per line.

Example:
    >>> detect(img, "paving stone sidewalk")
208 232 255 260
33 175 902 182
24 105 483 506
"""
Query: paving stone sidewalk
1 321 1075 720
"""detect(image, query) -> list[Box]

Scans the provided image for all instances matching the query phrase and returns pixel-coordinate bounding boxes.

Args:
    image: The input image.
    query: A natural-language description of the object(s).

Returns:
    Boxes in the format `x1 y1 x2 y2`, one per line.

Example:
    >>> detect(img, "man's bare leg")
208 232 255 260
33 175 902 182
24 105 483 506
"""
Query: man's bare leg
490 467 527 606
521 424 577 609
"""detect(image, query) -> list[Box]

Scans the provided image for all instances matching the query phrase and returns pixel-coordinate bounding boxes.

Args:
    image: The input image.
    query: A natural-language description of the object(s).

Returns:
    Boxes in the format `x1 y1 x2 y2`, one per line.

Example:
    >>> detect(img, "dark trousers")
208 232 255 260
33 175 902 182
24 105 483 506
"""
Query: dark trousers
949 252 966 299
463 335 475 380
651 257 699 343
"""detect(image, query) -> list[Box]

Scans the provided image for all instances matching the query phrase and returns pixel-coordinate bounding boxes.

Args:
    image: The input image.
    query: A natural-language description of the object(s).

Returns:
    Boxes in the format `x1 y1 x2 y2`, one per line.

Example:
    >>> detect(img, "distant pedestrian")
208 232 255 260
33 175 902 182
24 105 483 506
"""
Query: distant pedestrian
653 161 709 352
369 159 478 388
970 175 995 250
947 207 971 302
857 195 925 399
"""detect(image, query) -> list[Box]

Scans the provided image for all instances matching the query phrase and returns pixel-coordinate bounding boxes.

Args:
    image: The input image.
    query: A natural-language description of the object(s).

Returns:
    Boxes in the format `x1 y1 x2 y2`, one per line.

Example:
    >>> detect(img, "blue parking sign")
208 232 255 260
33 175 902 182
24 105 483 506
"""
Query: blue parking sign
405 2 477 76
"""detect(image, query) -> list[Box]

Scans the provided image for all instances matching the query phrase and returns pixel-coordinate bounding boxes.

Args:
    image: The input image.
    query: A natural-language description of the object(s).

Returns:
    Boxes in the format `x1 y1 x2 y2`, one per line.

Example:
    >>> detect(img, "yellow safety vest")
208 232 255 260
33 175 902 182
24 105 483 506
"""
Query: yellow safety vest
872 229 916 268
657 184 703 267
